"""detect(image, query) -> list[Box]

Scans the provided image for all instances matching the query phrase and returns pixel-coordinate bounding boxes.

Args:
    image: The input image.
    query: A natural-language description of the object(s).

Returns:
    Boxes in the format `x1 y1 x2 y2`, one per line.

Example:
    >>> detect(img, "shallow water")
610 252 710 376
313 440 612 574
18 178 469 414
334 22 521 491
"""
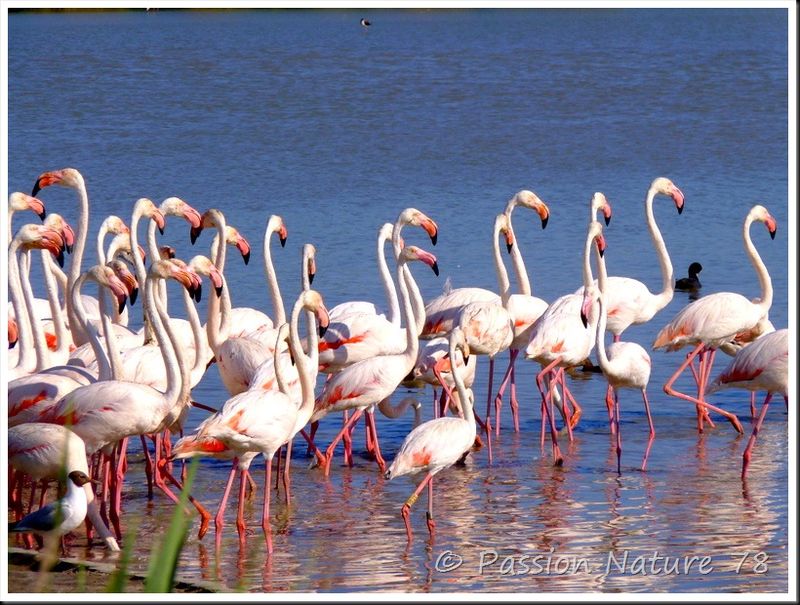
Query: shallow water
6 8 790 593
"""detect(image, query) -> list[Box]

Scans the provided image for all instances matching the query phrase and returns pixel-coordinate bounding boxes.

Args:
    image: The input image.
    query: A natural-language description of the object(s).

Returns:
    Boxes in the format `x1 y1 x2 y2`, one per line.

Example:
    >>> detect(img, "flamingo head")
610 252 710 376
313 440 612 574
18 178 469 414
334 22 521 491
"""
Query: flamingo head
190 209 220 244
223 226 251 265
150 259 201 301
449 326 470 364
160 197 202 229
171 258 204 302
304 243 317 285
134 198 166 234
87 264 129 315
750 205 777 239
103 215 130 238
509 190 550 229
159 245 176 260
43 213 75 254
496 213 514 253
189 255 224 298
15 224 66 267
398 208 439 246
31 168 84 197
9 192 47 221
591 192 612 226
107 259 139 306
266 215 288 248
8 318 18 349
399 245 439 276
301 289 330 338
652 177 685 214
378 222 394 243
587 220 606 258
580 285 600 329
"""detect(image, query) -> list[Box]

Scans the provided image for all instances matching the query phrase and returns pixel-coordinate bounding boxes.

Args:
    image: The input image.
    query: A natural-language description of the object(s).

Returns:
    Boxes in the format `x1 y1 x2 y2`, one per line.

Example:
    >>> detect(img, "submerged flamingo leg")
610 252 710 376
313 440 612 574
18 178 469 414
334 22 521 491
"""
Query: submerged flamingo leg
298 429 326 467
426 476 436 537
509 357 521 433
613 389 622 474
535 359 564 466
140 435 155 500
322 409 365 476
750 393 757 419
214 463 238 537
663 344 742 433
695 349 716 430
641 388 656 471
400 471 434 543
365 410 387 473
306 421 319 456
262 458 274 555
742 393 773 479
236 469 247 542
484 357 495 436
492 349 518 435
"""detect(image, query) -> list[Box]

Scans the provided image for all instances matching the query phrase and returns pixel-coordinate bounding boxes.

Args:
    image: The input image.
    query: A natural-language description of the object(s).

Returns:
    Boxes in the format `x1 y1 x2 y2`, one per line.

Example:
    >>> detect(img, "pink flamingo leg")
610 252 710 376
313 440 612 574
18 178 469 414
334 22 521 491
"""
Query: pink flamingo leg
742 392 773 479
535 358 564 466
236 469 247 542
484 357 495 435
262 457 274 555
492 349 518 435
663 343 743 433
298 429 327 467
306 421 319 456
282 439 292 506
509 358 521 433
432 386 439 419
605 384 616 434
426 476 436 537
696 349 717 430
365 410 387 473
613 388 622 474
274 446 283 490
641 388 656 471
140 435 155 500
214 463 238 536
322 408 365 476
750 393 757 419
400 471 434 543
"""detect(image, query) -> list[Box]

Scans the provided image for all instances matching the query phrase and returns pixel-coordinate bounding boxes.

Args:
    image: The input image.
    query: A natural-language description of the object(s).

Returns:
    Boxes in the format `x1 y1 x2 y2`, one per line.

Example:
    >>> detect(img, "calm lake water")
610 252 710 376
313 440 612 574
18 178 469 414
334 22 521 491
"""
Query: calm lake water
6 8 790 593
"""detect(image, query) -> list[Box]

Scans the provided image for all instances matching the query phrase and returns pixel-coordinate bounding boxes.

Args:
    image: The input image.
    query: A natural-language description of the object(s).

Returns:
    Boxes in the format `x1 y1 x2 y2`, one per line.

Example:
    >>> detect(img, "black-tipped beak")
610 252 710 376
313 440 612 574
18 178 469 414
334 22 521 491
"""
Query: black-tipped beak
308 272 315 285
32 183 42 197
280 236 287 248
318 324 328 338
289 351 296 366
580 309 588 328
38 209 47 221
430 232 438 246
129 287 139 306
677 205 684 215
55 247 65 268
242 250 251 265
65 243 73 254
598 246 604 258
770 227 776 240
431 261 440 277
158 224 165 235
215 285 223 297
9 341 15 349
604 215 611 226
462 351 469 364
194 284 203 303
190 226 201 244
118 297 127 315
506 242 513 254
541 216 549 229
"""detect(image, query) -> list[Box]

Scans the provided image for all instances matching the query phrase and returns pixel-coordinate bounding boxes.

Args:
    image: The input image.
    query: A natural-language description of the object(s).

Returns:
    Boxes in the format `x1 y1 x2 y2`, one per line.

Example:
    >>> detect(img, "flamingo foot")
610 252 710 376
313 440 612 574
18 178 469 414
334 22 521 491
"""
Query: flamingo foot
426 512 436 536
401 504 413 543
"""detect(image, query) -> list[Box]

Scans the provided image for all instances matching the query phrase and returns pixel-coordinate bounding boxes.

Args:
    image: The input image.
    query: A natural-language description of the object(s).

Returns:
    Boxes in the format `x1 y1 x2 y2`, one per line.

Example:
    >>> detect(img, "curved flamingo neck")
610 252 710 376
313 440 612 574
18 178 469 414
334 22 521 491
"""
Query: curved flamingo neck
644 185 675 312
96 222 110 265
41 249 71 360
377 227 400 325
492 217 512 308
129 203 153 342
97 286 123 380
64 177 90 345
263 224 286 326
145 273 185 408
595 292 611 372
743 214 773 313
582 228 596 289
207 273 231 353
179 285 208 387
8 239 35 371
207 210 227 272
504 204 532 296
395 255 419 371
403 264 426 336
71 273 112 381
377 396 419 420
19 251 50 371
289 296 319 426
450 337 475 428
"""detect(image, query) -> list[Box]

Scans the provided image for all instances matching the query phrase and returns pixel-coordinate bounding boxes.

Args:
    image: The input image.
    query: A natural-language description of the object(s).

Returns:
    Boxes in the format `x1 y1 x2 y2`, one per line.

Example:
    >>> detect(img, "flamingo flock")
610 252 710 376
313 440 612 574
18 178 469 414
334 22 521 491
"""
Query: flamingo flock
5 168 788 555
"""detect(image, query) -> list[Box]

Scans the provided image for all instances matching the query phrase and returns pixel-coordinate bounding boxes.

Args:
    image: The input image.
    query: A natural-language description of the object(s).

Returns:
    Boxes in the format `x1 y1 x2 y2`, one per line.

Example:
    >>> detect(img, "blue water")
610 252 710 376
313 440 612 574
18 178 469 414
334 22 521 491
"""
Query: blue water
6 8 790 593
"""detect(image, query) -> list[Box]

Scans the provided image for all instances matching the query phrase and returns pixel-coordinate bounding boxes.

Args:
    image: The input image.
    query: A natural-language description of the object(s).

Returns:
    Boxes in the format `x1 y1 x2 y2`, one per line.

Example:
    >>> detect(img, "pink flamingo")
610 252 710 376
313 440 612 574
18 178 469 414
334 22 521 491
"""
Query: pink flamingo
384 326 474 542
491 190 552 434
525 221 607 465
583 234 655 473
8 191 47 238
653 204 777 435
706 328 787 478
172 290 329 553
38 260 211 539
311 243 439 476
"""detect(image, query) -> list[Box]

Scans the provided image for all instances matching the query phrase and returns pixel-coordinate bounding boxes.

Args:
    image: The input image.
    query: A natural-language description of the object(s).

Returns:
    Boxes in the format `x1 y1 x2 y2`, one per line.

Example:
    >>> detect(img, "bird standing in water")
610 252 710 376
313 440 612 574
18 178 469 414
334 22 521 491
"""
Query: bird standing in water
9 470 95 554
675 261 703 291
